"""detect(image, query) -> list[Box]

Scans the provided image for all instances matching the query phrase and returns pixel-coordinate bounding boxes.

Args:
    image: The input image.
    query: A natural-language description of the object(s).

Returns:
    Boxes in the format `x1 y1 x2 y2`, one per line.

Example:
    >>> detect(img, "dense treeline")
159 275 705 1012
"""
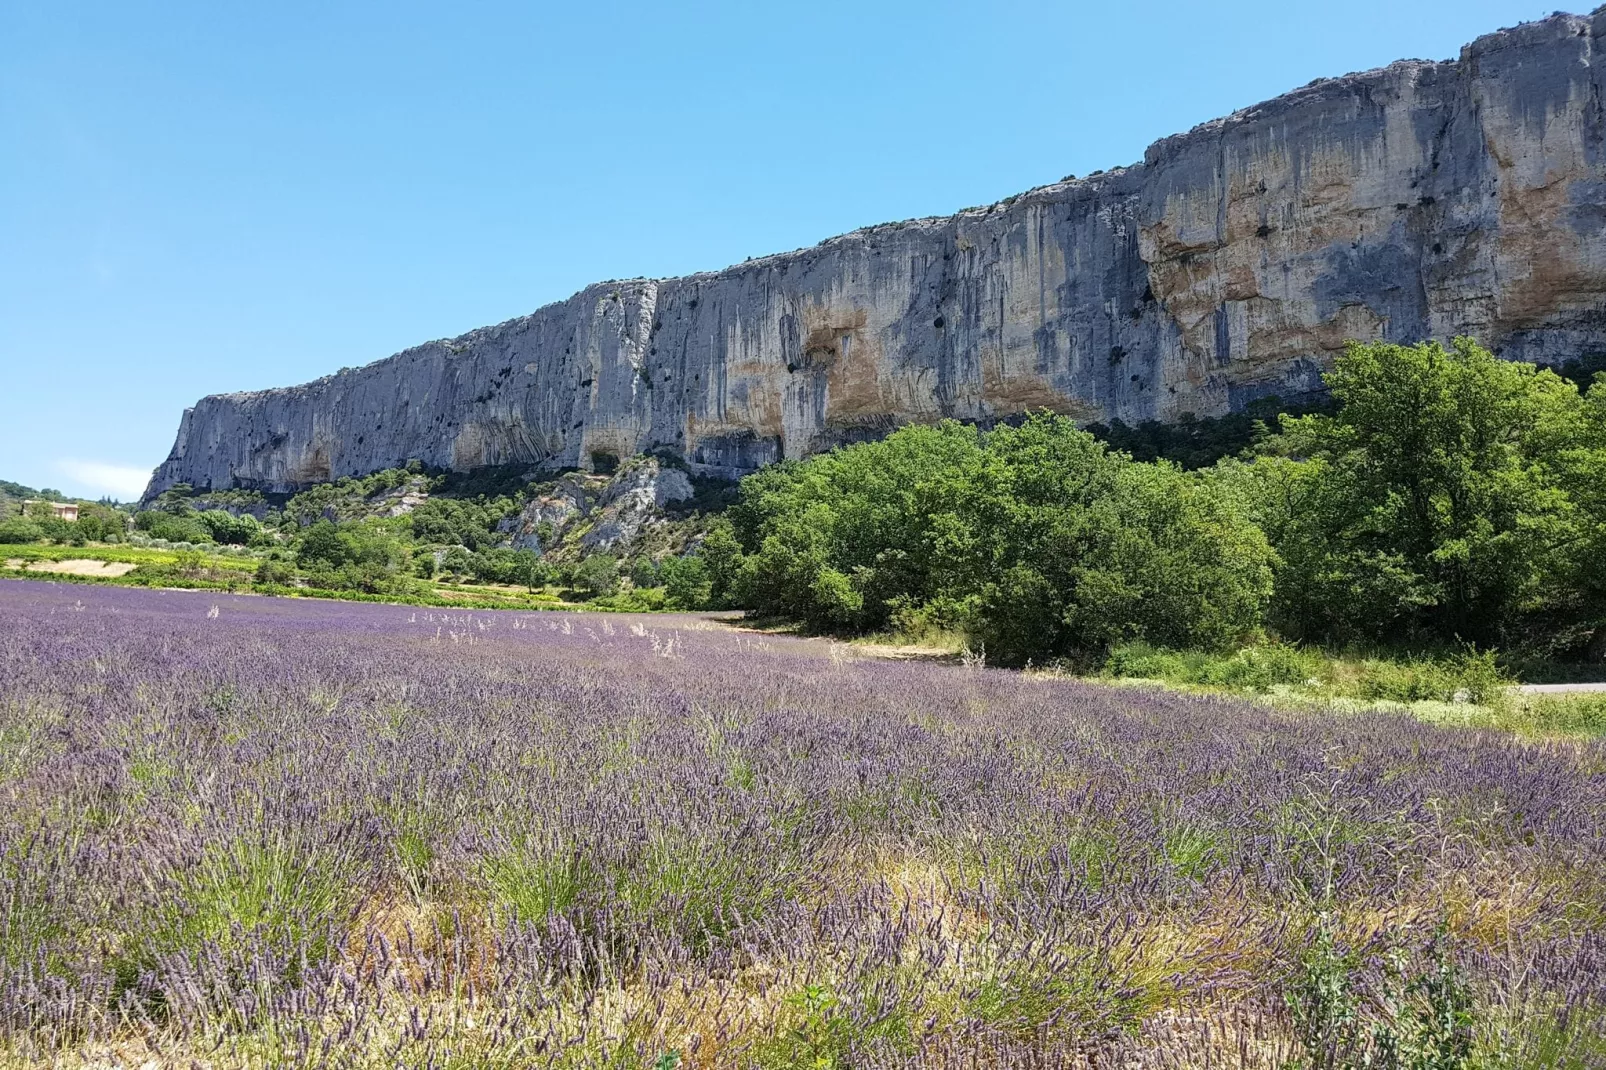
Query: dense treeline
723 417 1271 664
712 339 1606 665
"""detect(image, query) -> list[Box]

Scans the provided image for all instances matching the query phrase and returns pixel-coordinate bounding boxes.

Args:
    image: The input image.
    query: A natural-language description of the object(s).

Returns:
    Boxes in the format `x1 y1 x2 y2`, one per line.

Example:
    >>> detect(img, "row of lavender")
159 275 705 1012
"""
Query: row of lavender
1 580 1602 1067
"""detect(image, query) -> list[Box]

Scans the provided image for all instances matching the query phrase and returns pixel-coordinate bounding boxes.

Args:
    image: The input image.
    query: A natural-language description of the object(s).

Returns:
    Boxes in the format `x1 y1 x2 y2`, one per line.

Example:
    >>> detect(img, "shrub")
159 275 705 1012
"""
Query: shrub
254 558 296 586
135 510 213 544
591 587 668 612
198 509 259 545
730 414 1272 663
574 553 620 598
659 555 711 610
1495 693 1606 736
1351 651 1512 706
0 518 43 544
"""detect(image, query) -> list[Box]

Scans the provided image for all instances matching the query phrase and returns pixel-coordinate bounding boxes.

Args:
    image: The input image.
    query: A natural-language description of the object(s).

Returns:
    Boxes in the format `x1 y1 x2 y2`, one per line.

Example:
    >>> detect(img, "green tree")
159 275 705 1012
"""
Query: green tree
947 417 1273 663
438 545 474 580
698 520 744 607
198 509 260 545
467 547 548 588
74 503 128 542
410 497 513 551
574 553 620 598
1243 338 1588 647
134 510 213 544
630 556 661 589
660 555 711 610
151 483 197 515
728 414 1272 663
294 520 415 594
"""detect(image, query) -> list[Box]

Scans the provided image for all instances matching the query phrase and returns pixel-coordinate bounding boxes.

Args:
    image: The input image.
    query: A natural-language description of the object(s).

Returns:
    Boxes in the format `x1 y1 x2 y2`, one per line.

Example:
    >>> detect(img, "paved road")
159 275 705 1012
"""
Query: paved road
1517 682 1606 694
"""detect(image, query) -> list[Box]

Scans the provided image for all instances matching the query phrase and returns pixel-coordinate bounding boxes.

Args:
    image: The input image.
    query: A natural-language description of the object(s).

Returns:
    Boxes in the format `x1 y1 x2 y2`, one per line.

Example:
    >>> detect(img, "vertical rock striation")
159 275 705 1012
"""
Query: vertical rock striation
148 9 1606 498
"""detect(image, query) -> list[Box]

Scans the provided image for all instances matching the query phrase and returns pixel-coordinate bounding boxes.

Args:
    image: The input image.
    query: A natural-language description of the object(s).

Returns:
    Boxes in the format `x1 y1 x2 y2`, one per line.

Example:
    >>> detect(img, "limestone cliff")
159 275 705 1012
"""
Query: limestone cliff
147 9 1606 498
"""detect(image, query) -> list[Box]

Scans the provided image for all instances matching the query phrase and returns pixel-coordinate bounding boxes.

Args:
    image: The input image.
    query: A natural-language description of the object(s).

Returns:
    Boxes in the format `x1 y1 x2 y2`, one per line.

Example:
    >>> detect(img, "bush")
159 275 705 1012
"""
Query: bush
660 555 711 610
39 517 80 544
1104 641 1513 705
1351 650 1511 706
0 518 42 544
591 587 668 612
254 558 296 586
198 510 259 545
573 554 620 598
1105 642 1325 693
1497 693 1606 736
730 414 1272 664
135 510 213 544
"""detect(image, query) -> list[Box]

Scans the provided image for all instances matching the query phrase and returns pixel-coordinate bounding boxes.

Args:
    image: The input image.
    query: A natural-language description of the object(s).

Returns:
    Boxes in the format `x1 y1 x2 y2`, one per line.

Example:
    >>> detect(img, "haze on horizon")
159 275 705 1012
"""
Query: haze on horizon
0 0 1560 500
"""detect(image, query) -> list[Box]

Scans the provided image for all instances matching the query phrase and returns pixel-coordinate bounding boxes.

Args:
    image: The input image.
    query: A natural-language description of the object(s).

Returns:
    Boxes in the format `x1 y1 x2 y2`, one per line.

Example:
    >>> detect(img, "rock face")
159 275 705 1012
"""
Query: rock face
147 10 1606 499
499 458 695 555
502 478 590 554
579 460 694 552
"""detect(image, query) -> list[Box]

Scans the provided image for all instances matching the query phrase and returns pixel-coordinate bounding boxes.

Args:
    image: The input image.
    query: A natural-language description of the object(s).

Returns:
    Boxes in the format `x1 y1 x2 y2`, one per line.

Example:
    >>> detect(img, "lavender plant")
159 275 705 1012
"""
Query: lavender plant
0 579 1601 1067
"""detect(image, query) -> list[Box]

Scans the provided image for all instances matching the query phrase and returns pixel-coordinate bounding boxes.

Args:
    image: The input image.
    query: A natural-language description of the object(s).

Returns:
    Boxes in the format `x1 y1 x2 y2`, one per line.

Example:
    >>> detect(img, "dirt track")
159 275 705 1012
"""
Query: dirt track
3 558 137 577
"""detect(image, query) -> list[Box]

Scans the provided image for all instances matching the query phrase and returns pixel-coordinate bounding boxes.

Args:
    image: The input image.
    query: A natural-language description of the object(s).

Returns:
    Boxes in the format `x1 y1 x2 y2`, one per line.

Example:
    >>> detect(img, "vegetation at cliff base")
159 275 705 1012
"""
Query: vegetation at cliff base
7 337 1606 686
725 414 1273 665
711 338 1606 675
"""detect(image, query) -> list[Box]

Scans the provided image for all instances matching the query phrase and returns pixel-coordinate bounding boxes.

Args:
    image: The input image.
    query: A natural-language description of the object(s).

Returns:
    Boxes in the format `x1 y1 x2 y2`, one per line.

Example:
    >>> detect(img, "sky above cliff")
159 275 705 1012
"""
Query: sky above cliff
0 0 1564 500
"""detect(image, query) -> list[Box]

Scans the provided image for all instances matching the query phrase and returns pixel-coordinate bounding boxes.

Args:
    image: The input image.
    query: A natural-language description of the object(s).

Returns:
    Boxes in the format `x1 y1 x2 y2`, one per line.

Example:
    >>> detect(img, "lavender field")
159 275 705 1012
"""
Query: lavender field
1 581 1603 1068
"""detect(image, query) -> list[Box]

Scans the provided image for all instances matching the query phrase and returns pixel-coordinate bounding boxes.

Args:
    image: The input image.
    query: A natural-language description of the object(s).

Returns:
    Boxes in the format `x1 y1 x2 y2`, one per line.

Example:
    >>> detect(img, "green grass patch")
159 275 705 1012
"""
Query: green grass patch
1102 641 1513 705
0 542 251 570
1416 692 1606 739
482 839 595 926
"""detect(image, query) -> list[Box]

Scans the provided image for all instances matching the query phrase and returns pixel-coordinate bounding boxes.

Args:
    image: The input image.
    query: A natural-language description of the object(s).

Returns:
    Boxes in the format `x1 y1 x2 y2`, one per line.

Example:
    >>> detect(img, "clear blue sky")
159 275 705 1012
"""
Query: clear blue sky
0 0 1559 500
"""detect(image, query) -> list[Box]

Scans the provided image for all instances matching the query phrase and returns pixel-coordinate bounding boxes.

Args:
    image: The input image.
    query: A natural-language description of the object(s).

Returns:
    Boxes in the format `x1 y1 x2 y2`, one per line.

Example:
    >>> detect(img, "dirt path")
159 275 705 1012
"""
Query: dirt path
1516 682 1606 694
4 558 138 577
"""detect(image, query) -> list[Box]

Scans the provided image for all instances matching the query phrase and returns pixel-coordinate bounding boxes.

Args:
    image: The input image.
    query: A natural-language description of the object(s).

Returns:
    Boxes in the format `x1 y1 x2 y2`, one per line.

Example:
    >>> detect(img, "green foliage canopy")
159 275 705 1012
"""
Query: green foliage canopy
728 414 1273 664
294 520 416 594
660 555 711 610
134 510 213 544
573 553 621 598
1222 338 1606 652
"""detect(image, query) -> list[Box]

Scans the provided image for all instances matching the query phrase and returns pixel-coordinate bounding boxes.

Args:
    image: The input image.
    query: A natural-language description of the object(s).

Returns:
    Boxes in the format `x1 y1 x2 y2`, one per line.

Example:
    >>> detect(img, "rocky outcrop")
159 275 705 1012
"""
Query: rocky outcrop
499 458 695 555
146 9 1606 499
501 476 592 554
579 459 694 552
